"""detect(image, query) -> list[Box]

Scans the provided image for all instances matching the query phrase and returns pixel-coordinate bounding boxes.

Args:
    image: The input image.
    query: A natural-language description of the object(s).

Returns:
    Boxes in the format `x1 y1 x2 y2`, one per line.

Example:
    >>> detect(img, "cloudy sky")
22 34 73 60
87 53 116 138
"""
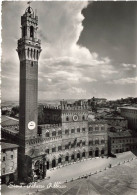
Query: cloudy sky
1 1 137 101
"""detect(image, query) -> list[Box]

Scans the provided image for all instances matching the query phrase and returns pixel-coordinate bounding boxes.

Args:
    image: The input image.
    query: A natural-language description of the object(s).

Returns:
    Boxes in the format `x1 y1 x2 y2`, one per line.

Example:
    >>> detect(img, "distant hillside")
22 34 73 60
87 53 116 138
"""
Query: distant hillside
2 99 79 107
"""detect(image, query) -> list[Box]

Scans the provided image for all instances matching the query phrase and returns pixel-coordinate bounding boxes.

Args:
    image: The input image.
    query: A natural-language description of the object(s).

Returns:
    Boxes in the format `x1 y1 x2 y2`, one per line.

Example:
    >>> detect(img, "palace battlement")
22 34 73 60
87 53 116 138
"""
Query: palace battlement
61 105 88 111
43 105 61 110
38 123 62 129
43 105 88 111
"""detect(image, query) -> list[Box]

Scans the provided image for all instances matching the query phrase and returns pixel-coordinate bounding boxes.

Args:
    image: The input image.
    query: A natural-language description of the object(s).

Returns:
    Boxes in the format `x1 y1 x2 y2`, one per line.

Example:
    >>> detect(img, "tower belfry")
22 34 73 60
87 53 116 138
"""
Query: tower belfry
17 4 46 181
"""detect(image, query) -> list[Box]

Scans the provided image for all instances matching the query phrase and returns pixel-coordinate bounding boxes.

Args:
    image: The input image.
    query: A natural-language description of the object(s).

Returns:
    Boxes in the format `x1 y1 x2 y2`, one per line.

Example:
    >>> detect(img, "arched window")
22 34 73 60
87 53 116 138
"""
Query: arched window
27 48 29 58
89 140 93 146
58 157 62 164
37 50 39 60
95 126 99 131
45 149 49 154
82 115 85 120
101 126 105 130
52 131 56 137
95 139 99 145
23 26 26 37
34 49 35 59
65 156 69 161
71 129 75 134
89 127 93 131
66 116 69 121
82 152 85 157
46 132 49 137
95 149 99 157
30 26 34 38
58 130 62 135
38 126 42 136
77 153 80 159
52 159 56 168
71 154 74 160
58 146 62 151
101 139 105 144
89 150 93 157
52 147 56 153
65 129 69 135
101 149 104 155
31 49 33 58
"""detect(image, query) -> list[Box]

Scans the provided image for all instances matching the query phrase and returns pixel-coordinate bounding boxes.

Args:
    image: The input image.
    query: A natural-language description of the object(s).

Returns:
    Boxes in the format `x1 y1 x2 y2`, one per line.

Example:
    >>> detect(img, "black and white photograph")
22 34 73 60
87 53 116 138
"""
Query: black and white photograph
1 1 137 195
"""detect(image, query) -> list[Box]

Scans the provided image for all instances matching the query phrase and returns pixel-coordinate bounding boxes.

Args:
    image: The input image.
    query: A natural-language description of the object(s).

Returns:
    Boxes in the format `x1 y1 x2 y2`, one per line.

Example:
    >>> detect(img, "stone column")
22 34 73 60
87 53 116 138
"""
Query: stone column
92 150 95 157
5 175 9 184
49 161 52 169
62 156 65 165
80 152 82 160
14 170 18 182
74 153 77 162
99 149 101 157
56 159 58 167
69 155 71 163
42 157 46 178
85 151 88 158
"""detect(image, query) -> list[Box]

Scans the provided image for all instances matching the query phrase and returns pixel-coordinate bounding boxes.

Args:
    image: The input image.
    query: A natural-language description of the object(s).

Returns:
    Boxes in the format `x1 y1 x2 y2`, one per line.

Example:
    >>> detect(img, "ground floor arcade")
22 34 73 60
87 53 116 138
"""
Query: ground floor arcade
46 147 107 169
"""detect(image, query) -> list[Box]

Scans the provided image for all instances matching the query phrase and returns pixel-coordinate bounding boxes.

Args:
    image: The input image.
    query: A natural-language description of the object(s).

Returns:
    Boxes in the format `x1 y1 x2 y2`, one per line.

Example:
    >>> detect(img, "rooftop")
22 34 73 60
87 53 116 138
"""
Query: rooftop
1 115 19 126
104 116 125 120
1 141 19 150
88 120 107 124
120 106 137 110
109 130 137 138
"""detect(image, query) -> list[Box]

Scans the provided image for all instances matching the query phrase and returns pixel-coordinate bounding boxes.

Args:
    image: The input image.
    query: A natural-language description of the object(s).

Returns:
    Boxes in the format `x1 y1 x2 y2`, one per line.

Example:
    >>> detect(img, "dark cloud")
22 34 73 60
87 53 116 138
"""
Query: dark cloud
79 1 137 65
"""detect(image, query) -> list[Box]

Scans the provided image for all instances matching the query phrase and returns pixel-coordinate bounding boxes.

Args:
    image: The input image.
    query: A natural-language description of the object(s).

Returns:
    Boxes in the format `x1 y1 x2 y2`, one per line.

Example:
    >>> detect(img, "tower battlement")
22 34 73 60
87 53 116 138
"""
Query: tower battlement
43 106 61 110
43 104 88 111
61 105 88 111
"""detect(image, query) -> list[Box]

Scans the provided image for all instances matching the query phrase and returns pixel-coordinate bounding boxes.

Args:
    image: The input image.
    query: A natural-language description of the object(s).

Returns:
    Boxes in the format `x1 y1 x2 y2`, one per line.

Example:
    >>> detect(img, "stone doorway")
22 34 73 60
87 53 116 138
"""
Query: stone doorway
34 160 44 179
46 161 49 170
101 149 104 155
95 149 99 157
58 157 62 164
82 152 85 157
65 156 69 161
52 159 56 168
77 153 80 159
89 151 93 157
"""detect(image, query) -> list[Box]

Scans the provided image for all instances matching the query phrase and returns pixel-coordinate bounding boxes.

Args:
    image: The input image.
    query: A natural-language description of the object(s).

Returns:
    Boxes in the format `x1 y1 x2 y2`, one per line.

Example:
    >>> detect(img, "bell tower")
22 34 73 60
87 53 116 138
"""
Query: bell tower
17 4 42 180
17 5 41 140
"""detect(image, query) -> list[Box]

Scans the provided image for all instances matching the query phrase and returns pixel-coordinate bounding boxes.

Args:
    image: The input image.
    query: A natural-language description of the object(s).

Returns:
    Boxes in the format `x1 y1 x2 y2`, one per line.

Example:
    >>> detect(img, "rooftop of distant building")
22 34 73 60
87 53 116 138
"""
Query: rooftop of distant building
109 130 137 138
1 115 19 126
1 141 19 150
88 120 107 124
120 106 137 110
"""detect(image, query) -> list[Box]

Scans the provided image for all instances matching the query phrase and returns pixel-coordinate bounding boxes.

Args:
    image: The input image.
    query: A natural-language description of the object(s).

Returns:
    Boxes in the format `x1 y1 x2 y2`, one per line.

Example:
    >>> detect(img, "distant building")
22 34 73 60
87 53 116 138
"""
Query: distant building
73 99 88 107
104 116 128 130
1 107 12 115
120 107 137 131
1 115 19 127
88 97 107 106
1 115 19 144
88 120 108 157
1 142 18 184
108 130 137 154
